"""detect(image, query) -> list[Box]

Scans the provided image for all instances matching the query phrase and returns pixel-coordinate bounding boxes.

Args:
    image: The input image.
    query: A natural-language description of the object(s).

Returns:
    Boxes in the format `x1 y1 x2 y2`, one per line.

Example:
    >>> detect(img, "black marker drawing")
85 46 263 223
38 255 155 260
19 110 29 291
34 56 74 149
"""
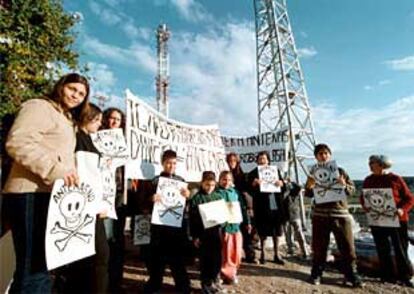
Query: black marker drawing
309 161 346 204
363 188 399 227
151 177 187 227
50 184 95 252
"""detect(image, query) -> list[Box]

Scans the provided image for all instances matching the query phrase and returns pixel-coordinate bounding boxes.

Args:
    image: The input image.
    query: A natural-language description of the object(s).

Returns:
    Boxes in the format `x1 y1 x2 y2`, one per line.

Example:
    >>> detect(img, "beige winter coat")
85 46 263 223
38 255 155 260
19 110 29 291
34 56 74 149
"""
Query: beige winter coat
3 98 77 193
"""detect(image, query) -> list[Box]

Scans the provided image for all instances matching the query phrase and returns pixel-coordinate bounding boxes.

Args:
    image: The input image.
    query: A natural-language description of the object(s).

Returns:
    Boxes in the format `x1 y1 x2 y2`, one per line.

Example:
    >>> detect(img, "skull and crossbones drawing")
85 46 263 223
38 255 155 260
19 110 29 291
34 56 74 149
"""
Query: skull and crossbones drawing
94 132 127 157
158 185 184 219
366 191 396 221
261 168 276 183
51 185 95 251
135 216 151 240
312 164 343 198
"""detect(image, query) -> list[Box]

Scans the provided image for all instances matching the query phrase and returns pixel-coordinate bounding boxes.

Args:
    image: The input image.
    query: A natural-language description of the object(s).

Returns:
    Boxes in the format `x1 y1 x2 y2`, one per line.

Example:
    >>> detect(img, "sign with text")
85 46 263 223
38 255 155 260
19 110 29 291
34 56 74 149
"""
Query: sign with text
126 90 228 181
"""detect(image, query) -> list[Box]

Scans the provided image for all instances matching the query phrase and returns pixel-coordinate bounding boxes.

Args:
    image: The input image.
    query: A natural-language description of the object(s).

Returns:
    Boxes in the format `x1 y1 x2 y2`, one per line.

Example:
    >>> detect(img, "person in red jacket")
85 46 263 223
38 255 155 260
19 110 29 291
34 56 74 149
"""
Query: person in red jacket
360 155 414 287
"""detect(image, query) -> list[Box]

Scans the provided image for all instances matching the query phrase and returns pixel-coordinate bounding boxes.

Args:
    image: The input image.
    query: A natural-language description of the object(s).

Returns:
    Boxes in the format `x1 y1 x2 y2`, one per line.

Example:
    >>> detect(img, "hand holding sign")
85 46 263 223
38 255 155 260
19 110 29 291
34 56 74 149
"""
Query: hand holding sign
151 177 188 227
258 165 281 193
308 160 346 204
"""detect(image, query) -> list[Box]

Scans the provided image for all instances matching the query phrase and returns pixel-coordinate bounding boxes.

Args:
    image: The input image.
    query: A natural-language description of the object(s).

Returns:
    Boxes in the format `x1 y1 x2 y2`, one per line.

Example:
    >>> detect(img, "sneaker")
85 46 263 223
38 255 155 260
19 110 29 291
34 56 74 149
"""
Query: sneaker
345 273 364 288
308 276 321 285
213 281 228 293
273 256 285 265
202 283 217 294
401 279 414 288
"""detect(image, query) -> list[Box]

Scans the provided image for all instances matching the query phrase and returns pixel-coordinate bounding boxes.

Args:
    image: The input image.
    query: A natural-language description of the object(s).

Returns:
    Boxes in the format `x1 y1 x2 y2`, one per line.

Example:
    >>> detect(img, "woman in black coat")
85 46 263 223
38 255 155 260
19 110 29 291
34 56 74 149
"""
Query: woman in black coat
247 151 285 265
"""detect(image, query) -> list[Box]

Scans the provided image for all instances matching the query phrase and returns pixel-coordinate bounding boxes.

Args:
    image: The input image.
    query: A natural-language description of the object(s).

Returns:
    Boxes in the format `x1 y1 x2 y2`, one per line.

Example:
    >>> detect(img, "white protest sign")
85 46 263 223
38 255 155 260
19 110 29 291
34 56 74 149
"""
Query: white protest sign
45 179 97 270
151 177 187 227
90 129 129 168
258 165 281 193
126 90 228 181
198 199 229 229
133 215 151 245
363 188 399 227
308 160 346 204
227 201 243 224
75 151 103 214
221 129 288 173
101 168 118 219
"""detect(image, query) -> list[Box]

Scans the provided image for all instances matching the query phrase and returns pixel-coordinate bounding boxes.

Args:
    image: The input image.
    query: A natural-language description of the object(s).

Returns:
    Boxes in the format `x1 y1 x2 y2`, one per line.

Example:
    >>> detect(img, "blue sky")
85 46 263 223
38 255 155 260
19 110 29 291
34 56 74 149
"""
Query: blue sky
63 0 414 179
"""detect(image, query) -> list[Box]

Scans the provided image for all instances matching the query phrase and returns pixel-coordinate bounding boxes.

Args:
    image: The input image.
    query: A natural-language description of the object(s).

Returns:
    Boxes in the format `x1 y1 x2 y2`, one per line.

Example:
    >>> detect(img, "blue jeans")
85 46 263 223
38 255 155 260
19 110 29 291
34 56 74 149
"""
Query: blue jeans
4 193 52 293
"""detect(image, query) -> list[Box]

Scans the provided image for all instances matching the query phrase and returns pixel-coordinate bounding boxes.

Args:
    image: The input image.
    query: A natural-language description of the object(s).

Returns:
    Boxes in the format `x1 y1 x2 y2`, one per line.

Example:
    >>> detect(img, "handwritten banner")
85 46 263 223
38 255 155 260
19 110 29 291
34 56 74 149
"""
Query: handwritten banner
221 129 288 173
125 90 228 181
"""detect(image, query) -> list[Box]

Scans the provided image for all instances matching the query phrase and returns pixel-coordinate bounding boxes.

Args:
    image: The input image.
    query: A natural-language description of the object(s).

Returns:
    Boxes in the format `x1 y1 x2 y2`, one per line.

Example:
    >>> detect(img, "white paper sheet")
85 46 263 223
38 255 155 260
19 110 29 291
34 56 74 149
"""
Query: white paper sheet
45 179 97 270
151 177 187 227
258 165 281 193
133 215 151 245
198 199 229 229
363 188 400 227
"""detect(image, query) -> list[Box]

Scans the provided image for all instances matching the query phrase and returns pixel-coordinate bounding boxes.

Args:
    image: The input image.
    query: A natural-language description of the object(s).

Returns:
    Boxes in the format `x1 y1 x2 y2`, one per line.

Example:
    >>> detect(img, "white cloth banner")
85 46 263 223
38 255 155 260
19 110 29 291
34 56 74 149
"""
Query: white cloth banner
125 90 228 181
151 177 187 227
45 179 97 270
198 199 229 229
221 129 288 173
133 215 151 245
258 165 281 193
308 160 347 204
363 188 400 228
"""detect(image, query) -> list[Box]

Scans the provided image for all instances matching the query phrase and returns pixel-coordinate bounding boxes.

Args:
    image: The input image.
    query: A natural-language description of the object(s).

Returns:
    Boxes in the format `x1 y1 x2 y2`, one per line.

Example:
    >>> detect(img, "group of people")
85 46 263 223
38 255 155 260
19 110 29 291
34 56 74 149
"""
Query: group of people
1 72 413 294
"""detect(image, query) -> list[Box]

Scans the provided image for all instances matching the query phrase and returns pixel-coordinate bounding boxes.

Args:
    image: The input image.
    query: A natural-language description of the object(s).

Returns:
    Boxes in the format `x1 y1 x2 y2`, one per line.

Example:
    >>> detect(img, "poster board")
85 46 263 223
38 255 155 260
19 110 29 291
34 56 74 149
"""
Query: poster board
45 179 97 270
308 160 346 204
198 199 229 229
363 188 399 227
151 177 187 227
258 165 281 193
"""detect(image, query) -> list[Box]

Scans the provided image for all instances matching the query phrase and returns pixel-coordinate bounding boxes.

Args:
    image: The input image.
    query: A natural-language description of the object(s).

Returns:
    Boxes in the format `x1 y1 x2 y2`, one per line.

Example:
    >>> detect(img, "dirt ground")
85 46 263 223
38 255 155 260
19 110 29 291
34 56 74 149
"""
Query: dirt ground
122 237 414 294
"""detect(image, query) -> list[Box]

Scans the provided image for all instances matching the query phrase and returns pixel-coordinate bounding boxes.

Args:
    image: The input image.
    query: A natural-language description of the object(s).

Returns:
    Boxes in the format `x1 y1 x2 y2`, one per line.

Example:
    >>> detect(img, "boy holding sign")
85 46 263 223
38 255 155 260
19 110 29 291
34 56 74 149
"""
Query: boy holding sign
305 144 362 287
144 150 191 294
189 171 226 294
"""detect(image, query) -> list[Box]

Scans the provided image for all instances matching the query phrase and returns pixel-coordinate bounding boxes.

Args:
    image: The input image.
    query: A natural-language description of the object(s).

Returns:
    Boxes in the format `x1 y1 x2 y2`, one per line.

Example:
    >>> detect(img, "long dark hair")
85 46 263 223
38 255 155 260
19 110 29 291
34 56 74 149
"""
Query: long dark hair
47 73 90 123
101 107 125 130
226 152 244 177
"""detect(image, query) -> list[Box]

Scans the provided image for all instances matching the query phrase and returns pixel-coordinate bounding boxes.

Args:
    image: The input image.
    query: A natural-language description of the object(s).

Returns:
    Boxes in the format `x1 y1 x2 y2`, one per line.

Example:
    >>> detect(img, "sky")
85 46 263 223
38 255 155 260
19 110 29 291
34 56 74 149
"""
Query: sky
63 0 414 179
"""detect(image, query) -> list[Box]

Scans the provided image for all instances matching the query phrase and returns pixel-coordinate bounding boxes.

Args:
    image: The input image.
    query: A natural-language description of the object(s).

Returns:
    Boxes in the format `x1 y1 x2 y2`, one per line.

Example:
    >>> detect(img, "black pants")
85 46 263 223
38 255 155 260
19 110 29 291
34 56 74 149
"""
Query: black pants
108 205 126 293
3 194 52 293
311 215 357 278
241 223 256 261
371 222 413 282
199 226 222 285
57 217 109 294
144 225 190 293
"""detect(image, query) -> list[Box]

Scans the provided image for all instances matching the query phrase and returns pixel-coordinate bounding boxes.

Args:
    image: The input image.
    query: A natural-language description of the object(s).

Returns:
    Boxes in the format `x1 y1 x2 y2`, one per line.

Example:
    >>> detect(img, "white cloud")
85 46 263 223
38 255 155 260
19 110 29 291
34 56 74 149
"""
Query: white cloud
168 0 212 22
312 96 414 178
166 22 258 135
297 46 317 58
364 80 391 91
82 37 156 72
87 62 116 91
89 1 151 41
385 55 414 71
89 1 122 25
364 85 372 91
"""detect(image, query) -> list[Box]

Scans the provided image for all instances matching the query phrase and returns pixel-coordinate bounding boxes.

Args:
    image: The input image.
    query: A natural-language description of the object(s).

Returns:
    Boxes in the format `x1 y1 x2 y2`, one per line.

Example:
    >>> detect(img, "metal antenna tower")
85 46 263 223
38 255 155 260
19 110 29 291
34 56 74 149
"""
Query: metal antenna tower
156 24 170 117
254 0 316 182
